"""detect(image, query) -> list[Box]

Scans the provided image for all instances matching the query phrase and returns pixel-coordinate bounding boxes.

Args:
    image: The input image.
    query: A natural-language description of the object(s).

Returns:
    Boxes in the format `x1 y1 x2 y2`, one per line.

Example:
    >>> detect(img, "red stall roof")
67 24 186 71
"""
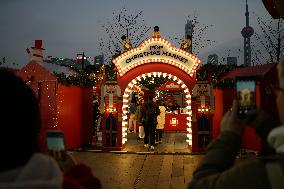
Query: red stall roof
221 63 277 80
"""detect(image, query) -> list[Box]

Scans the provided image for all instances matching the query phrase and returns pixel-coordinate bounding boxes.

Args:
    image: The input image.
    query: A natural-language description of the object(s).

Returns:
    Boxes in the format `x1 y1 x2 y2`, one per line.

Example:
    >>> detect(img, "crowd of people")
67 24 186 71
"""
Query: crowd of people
127 91 167 150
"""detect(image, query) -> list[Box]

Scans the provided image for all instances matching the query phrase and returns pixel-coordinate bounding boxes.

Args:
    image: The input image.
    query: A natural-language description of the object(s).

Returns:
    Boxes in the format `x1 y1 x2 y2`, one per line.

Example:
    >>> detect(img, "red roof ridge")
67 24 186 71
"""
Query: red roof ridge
221 63 277 80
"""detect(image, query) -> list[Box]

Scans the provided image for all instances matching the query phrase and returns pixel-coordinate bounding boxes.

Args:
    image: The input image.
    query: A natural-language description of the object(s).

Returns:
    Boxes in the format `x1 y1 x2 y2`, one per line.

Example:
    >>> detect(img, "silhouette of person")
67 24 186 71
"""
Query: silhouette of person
188 57 284 188
0 70 101 189
0 70 63 188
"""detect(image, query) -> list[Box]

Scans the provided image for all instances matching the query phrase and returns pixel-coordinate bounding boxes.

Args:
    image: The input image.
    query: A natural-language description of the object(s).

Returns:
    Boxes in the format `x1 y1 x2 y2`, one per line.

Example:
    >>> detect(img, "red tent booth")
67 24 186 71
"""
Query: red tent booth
213 63 279 152
18 61 93 150
159 80 188 131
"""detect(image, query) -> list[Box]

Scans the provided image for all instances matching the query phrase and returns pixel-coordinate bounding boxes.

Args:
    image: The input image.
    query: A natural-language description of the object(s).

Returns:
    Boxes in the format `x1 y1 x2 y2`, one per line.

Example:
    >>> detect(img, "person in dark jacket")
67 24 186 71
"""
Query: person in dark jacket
0 70 101 189
188 57 284 189
140 92 160 150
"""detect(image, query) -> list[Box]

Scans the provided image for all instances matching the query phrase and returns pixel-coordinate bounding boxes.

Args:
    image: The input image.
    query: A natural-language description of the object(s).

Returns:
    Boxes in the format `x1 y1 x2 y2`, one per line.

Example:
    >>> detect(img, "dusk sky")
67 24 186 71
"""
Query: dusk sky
0 0 271 68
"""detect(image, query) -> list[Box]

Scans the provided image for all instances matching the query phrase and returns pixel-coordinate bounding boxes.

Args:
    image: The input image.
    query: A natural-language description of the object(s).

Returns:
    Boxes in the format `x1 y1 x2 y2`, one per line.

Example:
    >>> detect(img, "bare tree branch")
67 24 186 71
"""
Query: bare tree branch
98 8 151 64
252 15 284 63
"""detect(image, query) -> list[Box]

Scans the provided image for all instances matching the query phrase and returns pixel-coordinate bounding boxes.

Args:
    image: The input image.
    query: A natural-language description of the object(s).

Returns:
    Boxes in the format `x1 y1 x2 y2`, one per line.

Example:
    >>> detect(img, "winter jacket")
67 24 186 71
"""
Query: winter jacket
136 105 143 124
140 101 160 128
0 153 63 189
128 103 137 114
156 106 166 129
63 164 101 189
188 123 284 189
0 153 101 189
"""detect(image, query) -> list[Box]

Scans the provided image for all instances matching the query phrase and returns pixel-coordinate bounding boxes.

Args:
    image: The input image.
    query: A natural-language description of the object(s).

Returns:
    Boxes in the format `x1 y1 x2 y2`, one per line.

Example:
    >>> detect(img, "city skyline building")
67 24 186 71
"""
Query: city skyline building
185 20 193 53
241 0 254 67
207 54 219 65
95 54 104 66
227 56 237 66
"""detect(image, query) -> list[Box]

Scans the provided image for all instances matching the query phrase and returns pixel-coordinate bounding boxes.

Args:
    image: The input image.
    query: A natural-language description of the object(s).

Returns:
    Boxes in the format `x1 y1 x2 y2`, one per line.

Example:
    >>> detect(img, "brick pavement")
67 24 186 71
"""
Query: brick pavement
71 132 257 189
72 152 203 189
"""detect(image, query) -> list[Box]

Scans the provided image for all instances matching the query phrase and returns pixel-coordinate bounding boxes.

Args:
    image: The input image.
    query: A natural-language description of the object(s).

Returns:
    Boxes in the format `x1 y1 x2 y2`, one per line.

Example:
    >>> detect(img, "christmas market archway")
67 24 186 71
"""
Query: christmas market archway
112 37 201 149
121 72 193 145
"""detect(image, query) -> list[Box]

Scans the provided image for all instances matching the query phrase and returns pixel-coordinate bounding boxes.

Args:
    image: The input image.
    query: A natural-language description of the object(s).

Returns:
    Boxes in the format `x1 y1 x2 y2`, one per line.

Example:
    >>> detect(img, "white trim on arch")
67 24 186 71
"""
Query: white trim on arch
121 72 192 146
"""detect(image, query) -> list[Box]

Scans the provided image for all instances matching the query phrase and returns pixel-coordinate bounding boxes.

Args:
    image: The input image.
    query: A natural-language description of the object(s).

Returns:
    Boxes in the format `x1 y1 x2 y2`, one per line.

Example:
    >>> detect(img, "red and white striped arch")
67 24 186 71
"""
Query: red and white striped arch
121 72 193 146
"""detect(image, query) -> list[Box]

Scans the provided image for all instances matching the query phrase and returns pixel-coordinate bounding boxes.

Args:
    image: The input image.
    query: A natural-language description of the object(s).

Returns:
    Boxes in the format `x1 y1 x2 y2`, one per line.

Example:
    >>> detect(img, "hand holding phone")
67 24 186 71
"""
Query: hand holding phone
46 130 66 161
220 100 245 136
236 78 256 119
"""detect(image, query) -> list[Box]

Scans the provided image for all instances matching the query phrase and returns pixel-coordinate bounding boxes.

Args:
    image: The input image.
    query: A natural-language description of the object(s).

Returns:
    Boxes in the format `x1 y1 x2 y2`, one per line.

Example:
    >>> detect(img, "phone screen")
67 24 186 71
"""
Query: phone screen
236 80 256 118
46 130 65 151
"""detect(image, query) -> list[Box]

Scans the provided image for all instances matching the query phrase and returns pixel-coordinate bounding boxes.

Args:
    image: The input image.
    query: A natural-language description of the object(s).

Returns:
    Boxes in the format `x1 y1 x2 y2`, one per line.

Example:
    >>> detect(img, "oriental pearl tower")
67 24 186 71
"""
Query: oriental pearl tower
241 0 254 67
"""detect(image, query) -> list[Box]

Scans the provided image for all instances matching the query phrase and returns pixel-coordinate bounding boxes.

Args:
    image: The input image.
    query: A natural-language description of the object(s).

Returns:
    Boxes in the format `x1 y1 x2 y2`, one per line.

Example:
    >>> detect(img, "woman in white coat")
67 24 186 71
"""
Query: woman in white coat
156 100 166 143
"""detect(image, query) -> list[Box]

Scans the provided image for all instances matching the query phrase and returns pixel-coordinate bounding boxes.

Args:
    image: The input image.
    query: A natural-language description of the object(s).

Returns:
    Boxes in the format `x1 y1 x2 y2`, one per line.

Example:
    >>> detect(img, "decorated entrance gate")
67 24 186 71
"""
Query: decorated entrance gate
101 36 203 151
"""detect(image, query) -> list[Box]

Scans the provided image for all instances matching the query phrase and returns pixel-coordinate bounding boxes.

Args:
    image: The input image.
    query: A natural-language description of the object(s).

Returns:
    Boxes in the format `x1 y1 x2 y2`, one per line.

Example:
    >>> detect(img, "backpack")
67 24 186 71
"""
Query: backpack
128 103 137 114
144 102 160 124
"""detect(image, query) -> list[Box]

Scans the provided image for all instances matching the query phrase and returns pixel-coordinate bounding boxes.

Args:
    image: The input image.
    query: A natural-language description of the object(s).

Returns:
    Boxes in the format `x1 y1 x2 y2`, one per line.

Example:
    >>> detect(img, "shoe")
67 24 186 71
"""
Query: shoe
144 144 149 148
155 141 159 144
150 146 155 150
159 141 162 144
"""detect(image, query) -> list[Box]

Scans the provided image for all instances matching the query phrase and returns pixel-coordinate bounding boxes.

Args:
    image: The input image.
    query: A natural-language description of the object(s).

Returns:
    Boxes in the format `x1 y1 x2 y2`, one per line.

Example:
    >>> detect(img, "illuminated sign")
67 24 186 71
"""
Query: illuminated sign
170 118 179 127
160 80 182 90
76 54 87 60
166 82 180 89
113 37 200 76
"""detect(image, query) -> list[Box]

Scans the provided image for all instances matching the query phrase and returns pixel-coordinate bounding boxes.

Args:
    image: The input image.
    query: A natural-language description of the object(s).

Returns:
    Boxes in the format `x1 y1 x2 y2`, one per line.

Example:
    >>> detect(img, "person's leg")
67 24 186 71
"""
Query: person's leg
133 118 137 133
128 115 133 132
138 125 144 139
149 126 156 147
129 114 136 132
158 129 163 143
155 129 159 143
143 125 149 147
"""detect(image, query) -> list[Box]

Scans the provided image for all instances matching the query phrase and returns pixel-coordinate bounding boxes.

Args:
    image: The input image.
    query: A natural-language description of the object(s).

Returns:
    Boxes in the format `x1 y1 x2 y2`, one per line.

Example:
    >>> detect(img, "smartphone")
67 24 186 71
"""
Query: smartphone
236 78 256 119
46 130 65 151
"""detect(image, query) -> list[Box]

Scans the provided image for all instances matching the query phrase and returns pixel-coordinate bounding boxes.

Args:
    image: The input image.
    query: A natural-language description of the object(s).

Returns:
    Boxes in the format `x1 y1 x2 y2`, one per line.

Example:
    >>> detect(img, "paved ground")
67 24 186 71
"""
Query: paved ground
123 132 192 153
71 132 255 189
71 132 203 189
72 152 203 189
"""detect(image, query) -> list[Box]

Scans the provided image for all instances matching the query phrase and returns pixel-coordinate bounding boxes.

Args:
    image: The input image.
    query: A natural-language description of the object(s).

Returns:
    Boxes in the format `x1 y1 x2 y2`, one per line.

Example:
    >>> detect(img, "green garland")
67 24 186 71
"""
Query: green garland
54 65 96 88
197 63 243 81
138 76 167 90
213 79 235 89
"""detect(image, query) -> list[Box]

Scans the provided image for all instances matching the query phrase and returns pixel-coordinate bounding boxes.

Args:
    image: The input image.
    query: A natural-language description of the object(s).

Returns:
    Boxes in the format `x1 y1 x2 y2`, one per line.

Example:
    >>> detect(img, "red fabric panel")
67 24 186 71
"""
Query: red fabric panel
57 85 92 149
57 85 82 149
81 88 93 146
212 89 223 139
